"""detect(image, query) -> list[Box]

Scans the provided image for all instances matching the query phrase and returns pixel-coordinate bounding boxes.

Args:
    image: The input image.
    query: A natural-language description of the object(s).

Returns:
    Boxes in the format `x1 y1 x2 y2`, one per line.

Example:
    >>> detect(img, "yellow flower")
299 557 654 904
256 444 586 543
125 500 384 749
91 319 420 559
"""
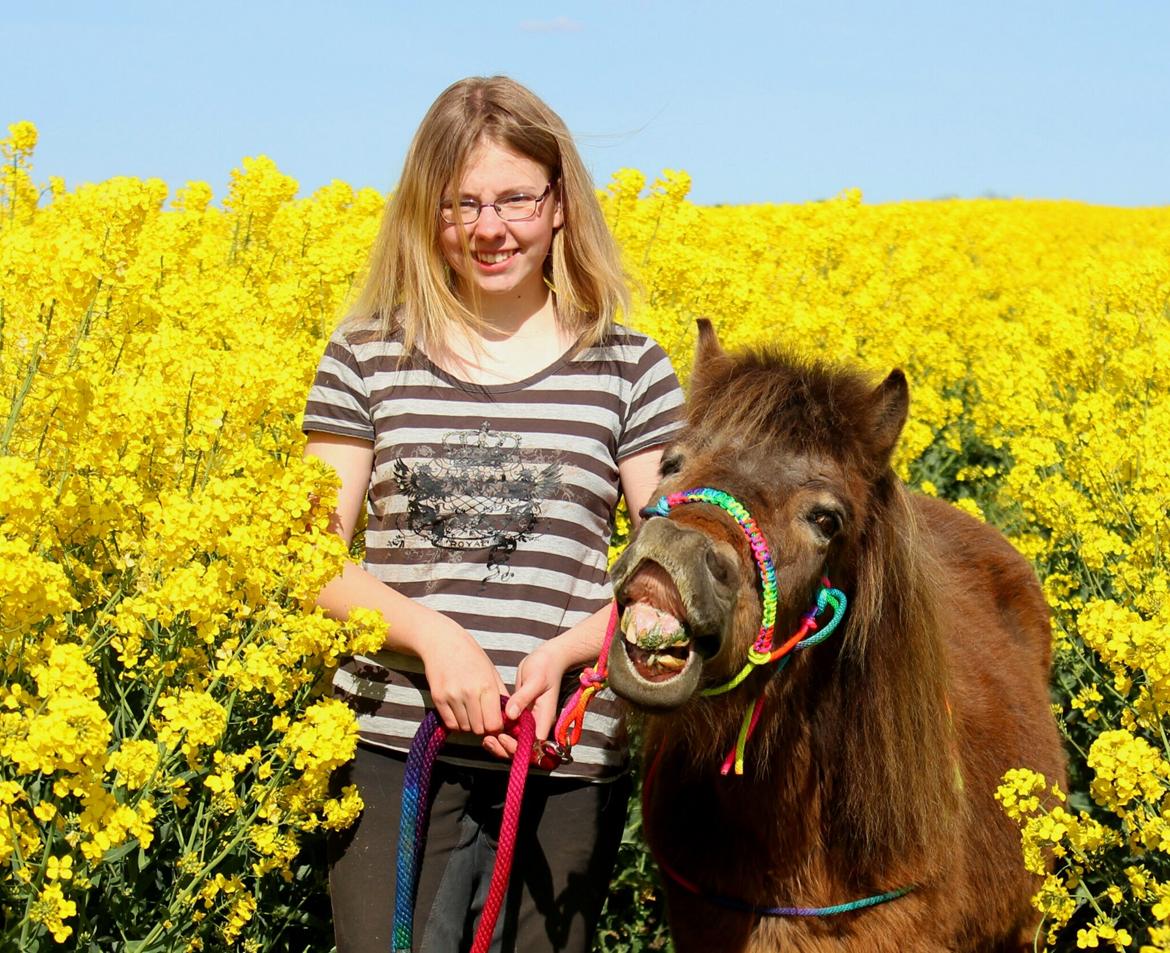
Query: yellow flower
155 689 227 764
31 642 101 700
106 738 162 789
2 126 1169 951
1087 730 1170 814
28 881 77 943
221 890 257 945
6 119 38 155
45 854 74 881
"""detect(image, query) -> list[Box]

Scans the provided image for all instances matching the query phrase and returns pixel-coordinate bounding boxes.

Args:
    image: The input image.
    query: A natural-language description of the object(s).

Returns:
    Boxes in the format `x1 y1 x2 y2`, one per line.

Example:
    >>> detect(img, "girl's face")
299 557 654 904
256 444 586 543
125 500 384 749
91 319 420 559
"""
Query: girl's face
439 138 562 308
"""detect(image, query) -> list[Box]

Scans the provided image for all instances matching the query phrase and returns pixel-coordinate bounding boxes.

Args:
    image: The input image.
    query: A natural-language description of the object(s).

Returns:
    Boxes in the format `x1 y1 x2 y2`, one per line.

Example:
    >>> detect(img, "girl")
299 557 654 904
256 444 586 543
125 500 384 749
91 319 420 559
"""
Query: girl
302 75 683 953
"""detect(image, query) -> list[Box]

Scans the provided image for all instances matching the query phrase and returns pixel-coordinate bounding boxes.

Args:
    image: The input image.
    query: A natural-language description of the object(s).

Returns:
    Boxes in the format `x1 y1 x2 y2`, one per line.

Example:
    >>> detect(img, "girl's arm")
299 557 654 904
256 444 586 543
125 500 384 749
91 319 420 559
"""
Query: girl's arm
490 445 666 758
306 432 508 737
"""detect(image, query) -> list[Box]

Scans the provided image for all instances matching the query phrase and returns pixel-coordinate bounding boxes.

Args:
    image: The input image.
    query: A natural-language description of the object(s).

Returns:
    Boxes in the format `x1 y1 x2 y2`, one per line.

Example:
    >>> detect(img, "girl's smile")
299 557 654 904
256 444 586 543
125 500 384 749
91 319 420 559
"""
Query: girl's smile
471 248 520 269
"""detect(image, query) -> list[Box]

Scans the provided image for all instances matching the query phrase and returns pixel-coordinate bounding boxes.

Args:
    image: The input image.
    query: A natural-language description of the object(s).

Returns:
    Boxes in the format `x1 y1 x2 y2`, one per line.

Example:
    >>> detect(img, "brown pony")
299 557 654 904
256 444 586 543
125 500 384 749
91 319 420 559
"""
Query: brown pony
607 321 1066 953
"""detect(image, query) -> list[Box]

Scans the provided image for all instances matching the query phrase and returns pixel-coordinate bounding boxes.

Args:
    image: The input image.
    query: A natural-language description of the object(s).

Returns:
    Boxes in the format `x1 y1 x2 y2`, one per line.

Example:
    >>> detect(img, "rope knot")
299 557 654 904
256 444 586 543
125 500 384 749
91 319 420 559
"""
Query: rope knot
746 647 772 666
579 666 605 688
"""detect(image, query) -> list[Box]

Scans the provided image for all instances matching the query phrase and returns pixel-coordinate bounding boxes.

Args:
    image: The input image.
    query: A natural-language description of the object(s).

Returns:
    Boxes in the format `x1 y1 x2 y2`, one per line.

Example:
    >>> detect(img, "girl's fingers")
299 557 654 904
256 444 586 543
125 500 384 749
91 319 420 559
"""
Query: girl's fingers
457 701 475 734
482 735 509 760
436 700 461 733
481 687 504 734
504 675 546 721
533 694 557 742
467 692 489 735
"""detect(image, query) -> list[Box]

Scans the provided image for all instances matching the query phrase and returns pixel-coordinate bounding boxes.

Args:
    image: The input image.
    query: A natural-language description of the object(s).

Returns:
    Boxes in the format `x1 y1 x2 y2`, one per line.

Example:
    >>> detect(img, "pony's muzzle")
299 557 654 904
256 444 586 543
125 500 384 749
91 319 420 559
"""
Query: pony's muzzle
609 517 740 709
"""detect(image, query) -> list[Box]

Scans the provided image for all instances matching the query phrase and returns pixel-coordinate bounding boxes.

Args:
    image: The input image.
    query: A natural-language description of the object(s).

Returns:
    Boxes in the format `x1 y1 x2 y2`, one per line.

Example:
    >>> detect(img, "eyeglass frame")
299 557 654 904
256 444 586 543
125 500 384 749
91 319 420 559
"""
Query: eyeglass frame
438 178 558 226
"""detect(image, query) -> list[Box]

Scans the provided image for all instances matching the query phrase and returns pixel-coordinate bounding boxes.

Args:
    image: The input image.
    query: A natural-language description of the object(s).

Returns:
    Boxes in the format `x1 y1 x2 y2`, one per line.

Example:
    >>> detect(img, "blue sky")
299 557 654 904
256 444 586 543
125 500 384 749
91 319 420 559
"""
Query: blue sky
6 1 1169 206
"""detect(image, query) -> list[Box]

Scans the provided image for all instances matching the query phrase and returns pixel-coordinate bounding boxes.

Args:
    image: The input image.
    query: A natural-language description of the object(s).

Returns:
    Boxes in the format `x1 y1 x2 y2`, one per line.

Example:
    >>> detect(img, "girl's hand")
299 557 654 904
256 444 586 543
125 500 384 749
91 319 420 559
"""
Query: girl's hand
418 621 508 738
485 639 572 760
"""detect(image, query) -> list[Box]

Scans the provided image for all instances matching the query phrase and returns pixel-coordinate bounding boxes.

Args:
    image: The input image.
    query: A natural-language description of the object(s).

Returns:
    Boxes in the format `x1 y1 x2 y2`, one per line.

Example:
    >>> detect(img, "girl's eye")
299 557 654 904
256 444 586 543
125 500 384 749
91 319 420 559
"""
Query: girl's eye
439 199 480 214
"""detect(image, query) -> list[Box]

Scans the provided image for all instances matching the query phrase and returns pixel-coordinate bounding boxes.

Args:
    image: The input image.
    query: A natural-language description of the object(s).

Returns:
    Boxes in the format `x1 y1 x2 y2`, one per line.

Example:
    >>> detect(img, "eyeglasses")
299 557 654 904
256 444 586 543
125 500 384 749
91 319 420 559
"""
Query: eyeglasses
439 181 555 225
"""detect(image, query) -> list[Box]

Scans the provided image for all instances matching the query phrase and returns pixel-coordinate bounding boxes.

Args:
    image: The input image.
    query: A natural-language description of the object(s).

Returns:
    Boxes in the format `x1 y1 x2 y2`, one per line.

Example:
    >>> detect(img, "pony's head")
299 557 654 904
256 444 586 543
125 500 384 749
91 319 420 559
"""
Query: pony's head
609 319 910 712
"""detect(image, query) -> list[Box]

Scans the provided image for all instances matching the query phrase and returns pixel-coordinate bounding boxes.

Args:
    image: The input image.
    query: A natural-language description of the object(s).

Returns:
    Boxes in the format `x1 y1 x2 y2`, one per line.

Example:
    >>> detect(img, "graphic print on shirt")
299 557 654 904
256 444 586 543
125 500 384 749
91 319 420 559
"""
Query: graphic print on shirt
392 422 562 580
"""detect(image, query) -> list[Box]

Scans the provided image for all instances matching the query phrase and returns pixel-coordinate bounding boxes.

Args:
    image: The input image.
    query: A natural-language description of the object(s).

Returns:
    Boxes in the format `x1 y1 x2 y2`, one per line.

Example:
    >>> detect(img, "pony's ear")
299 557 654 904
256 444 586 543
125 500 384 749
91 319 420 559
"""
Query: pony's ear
869 370 909 465
694 318 726 371
689 319 733 406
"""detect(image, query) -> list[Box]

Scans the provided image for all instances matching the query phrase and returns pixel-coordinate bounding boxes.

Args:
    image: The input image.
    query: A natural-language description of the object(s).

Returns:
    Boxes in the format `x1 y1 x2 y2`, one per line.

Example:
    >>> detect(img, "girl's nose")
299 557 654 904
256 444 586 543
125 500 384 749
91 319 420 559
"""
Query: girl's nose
472 206 507 240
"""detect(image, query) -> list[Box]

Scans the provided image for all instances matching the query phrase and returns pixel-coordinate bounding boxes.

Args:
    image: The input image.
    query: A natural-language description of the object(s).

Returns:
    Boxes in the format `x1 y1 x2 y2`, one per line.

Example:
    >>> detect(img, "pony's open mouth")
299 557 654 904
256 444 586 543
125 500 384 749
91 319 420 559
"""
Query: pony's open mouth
618 563 695 684
625 642 690 678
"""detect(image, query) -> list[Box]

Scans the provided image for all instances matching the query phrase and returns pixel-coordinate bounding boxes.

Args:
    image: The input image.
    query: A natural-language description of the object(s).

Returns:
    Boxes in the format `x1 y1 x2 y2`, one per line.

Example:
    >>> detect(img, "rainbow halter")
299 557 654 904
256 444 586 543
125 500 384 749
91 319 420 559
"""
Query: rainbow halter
640 488 847 775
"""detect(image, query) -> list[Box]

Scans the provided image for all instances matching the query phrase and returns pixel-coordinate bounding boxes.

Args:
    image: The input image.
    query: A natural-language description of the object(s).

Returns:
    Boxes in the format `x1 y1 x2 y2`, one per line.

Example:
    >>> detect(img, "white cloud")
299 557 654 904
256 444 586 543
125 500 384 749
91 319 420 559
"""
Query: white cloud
519 16 584 33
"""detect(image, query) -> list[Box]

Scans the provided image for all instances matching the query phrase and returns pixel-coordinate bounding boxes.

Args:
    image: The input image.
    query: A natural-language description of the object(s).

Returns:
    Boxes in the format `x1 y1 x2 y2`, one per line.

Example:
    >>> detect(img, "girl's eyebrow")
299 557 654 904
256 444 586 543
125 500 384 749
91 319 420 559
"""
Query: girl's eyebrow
458 183 542 199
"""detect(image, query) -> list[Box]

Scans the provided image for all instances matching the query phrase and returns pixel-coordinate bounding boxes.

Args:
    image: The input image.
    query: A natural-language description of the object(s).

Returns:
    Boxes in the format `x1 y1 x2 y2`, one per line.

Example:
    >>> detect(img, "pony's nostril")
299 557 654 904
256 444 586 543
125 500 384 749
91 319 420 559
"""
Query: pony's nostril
705 547 736 587
694 634 720 659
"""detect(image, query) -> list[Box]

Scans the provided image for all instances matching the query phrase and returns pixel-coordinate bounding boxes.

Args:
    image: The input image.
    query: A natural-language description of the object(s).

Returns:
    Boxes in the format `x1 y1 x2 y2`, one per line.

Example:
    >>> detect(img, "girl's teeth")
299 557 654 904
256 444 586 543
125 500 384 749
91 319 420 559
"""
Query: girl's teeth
476 251 513 264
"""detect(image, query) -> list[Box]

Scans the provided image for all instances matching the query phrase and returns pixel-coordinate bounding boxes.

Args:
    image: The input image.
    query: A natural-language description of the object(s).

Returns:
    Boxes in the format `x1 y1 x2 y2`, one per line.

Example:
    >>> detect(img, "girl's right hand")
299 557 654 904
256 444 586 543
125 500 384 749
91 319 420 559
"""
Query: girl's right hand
418 620 508 738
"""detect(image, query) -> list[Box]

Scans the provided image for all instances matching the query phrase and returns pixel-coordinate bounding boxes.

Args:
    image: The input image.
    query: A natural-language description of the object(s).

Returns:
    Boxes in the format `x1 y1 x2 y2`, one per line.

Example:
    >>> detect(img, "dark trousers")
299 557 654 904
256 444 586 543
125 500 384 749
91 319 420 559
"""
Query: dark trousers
327 742 632 953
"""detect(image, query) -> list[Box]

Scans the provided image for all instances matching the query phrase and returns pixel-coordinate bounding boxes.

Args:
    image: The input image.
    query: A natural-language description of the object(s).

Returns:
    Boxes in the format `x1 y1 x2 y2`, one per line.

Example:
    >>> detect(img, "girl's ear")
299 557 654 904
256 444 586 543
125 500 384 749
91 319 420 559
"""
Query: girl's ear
552 185 564 230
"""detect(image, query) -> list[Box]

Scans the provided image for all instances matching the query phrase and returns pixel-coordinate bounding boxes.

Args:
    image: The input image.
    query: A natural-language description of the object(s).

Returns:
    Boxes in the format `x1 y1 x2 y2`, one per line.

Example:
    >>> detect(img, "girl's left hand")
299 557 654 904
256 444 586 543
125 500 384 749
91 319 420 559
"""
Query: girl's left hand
483 640 570 760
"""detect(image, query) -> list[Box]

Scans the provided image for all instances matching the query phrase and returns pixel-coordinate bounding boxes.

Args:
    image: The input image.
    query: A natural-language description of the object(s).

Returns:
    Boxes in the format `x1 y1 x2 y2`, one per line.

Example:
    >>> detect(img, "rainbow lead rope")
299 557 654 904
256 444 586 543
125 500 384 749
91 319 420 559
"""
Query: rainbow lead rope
392 711 446 953
718 585 847 774
549 602 619 764
392 705 537 953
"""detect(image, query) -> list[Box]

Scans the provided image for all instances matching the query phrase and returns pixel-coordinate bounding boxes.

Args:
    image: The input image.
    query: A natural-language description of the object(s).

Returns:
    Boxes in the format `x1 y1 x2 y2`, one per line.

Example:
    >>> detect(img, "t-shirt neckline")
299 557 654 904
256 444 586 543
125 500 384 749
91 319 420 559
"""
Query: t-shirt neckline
417 334 587 394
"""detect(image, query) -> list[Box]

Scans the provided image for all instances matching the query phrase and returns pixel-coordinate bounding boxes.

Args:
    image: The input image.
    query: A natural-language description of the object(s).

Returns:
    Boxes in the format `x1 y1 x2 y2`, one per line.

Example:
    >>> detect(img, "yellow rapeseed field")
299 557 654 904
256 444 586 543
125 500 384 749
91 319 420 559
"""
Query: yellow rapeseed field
1 120 1168 951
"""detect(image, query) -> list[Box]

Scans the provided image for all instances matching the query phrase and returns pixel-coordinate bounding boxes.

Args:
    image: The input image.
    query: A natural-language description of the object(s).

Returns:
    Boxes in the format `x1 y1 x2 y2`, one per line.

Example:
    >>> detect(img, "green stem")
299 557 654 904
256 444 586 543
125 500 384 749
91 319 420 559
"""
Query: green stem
175 782 207 857
138 753 296 950
63 281 103 375
197 409 228 492
179 372 196 489
1 331 45 454
6 153 18 224
17 802 58 949
130 668 168 741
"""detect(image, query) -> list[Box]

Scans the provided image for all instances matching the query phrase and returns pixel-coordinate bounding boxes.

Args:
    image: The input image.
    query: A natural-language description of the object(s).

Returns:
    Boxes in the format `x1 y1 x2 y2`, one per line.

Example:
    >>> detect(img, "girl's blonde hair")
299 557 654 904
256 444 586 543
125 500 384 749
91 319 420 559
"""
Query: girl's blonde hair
347 75 630 353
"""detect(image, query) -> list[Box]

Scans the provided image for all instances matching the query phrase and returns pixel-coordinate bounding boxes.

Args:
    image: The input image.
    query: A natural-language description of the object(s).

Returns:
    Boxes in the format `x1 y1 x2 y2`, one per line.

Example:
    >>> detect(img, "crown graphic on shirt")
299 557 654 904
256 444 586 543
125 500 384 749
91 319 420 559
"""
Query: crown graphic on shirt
443 423 519 462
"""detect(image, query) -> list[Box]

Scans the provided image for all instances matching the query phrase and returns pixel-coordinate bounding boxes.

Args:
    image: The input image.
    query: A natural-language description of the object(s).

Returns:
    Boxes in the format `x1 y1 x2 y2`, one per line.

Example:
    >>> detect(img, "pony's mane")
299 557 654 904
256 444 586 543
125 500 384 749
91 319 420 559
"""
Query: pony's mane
824 478 964 875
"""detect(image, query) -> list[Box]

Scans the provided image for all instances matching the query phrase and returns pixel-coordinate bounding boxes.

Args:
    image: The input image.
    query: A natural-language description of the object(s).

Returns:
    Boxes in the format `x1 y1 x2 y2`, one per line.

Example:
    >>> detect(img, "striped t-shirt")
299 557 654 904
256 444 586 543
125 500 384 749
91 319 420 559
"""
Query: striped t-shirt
301 318 684 779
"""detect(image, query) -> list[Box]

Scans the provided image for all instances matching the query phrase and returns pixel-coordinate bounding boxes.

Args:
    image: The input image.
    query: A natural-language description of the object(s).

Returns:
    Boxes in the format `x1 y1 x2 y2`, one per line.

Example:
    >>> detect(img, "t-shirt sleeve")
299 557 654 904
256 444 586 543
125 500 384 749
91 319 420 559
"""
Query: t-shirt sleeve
301 329 375 442
618 338 685 459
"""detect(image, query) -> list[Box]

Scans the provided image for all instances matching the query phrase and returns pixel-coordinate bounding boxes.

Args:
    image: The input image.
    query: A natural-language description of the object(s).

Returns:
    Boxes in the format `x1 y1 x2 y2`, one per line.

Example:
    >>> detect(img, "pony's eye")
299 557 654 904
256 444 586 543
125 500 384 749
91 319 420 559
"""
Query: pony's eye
809 510 842 540
660 453 684 477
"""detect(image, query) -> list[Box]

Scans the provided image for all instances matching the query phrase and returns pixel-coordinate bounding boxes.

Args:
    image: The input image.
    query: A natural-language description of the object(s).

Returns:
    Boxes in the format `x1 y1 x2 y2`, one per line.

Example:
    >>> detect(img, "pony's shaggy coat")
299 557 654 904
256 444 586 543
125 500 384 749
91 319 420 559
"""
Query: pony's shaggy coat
621 322 1066 953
